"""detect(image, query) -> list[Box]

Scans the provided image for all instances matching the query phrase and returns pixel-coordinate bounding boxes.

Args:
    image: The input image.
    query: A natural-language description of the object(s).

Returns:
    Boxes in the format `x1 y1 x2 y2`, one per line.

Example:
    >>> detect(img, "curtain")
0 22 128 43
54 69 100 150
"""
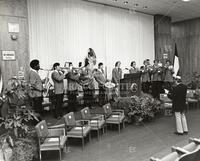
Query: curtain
28 0 154 79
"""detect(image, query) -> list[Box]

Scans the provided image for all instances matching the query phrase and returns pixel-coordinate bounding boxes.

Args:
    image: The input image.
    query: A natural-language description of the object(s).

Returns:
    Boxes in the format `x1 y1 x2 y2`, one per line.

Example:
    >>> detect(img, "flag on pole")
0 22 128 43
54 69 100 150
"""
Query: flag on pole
0 67 3 94
173 43 180 77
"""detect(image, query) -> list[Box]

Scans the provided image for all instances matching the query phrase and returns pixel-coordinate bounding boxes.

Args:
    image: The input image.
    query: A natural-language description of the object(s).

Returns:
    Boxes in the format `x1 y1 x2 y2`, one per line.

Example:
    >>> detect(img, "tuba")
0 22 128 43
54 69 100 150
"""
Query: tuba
42 69 52 97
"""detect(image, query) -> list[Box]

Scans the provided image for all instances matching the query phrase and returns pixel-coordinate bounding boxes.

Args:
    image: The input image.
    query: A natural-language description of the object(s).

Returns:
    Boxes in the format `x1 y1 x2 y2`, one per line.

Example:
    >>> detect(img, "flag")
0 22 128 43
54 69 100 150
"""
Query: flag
173 43 180 77
0 67 3 94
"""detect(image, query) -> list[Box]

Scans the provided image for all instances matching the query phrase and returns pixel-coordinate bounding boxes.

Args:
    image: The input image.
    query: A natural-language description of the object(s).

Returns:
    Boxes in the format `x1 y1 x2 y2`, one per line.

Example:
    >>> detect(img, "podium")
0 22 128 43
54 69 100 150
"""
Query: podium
120 73 141 97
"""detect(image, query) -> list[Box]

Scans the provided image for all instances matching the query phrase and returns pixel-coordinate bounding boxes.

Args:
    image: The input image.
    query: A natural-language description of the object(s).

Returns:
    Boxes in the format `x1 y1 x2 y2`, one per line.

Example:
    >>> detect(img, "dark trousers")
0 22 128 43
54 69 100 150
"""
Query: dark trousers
152 81 163 99
142 82 151 94
55 94 64 118
83 89 94 108
99 86 106 106
33 97 43 116
68 91 78 112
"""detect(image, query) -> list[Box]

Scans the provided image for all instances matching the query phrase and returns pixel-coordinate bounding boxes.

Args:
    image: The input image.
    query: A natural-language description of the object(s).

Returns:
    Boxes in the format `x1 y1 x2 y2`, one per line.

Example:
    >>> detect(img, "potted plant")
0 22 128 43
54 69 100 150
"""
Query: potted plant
0 77 39 161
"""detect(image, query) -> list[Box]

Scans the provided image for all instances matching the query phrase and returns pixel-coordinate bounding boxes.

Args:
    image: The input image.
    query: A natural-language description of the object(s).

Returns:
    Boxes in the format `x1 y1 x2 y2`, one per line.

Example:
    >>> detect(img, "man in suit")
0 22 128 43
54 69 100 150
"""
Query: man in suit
66 63 79 112
112 61 122 97
28 59 45 118
94 62 107 106
168 76 188 135
51 63 67 119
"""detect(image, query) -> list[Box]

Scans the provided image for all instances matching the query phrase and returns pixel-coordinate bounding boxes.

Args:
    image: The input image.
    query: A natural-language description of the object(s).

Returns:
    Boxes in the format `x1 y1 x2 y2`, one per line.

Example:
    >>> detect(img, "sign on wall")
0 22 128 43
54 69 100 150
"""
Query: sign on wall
2 51 16 61
8 23 19 33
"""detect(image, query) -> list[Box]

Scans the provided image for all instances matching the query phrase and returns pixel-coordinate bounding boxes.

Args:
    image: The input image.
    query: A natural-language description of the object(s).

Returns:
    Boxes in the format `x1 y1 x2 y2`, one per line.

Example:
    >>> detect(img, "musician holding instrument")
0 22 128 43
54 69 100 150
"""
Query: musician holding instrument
28 59 47 118
80 59 95 109
51 63 67 119
94 62 107 106
112 61 122 97
163 60 174 91
66 63 80 112
151 59 163 99
140 59 151 94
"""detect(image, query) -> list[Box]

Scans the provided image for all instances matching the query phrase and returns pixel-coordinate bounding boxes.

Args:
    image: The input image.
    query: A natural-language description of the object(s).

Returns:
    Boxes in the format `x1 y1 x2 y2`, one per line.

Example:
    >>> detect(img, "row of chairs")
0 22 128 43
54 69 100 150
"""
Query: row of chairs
35 103 125 161
150 138 200 161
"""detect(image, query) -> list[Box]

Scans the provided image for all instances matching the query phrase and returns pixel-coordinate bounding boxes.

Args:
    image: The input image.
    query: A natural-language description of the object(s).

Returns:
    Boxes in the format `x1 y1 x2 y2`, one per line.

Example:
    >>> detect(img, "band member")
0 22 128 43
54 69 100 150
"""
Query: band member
66 63 80 112
164 60 174 91
94 63 107 106
112 61 122 97
168 76 188 135
51 63 66 119
140 60 151 94
151 59 163 99
129 61 140 74
80 60 95 108
28 59 46 118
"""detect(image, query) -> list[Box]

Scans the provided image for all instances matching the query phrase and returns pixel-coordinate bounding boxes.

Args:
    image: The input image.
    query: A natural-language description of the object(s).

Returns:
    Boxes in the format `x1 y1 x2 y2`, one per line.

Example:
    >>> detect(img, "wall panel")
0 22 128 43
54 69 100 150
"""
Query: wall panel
0 0 29 86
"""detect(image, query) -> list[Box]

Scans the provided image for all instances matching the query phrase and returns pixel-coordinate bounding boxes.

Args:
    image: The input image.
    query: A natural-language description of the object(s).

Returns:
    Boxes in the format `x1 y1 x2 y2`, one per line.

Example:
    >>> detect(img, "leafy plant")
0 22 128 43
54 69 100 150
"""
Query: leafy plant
114 94 161 124
0 77 39 161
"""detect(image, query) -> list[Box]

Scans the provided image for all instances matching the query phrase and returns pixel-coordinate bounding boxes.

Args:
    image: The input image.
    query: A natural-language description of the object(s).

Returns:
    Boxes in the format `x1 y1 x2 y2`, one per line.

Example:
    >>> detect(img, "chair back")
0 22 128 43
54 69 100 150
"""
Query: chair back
80 107 91 119
103 103 112 115
187 90 195 98
63 112 76 126
177 148 200 161
35 120 49 138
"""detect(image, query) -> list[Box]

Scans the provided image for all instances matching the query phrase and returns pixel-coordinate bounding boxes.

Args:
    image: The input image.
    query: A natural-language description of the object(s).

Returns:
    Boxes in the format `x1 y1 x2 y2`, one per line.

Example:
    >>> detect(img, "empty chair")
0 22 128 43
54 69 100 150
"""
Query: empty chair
103 103 125 133
80 107 105 140
186 90 199 109
35 120 67 161
63 112 91 150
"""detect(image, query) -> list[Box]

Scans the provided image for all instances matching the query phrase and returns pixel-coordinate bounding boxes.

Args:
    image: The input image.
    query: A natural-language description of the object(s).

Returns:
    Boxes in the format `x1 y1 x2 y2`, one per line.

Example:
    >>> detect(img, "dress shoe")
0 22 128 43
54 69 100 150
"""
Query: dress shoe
174 132 184 135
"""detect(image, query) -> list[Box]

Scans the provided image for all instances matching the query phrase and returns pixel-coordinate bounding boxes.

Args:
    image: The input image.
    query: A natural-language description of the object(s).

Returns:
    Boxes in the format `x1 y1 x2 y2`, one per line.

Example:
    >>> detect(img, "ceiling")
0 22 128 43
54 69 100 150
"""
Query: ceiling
83 0 200 22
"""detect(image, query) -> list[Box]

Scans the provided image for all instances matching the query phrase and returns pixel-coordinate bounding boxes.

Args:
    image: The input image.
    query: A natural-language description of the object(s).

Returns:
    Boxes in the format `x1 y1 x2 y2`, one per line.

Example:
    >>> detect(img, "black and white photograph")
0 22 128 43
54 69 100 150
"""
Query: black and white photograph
0 0 200 161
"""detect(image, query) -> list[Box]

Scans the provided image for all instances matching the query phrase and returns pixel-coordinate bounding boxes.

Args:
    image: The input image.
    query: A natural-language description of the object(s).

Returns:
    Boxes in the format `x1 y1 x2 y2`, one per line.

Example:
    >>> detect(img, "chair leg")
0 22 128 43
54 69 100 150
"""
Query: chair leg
89 132 91 142
39 150 42 161
82 137 85 150
123 121 125 129
97 129 100 140
59 149 62 161
118 123 121 134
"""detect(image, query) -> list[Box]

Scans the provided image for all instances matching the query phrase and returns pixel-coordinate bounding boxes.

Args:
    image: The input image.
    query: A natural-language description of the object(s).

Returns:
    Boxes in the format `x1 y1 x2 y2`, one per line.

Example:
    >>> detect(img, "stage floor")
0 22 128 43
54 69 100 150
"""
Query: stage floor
42 108 200 161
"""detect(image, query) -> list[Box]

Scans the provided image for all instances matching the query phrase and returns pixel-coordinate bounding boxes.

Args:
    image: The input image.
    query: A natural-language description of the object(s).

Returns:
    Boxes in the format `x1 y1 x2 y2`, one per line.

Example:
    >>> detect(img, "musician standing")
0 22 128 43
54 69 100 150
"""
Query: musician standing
140 60 151 94
51 63 66 119
164 60 174 91
151 59 163 99
94 63 107 106
66 63 79 112
28 59 45 118
112 61 122 97
80 60 95 109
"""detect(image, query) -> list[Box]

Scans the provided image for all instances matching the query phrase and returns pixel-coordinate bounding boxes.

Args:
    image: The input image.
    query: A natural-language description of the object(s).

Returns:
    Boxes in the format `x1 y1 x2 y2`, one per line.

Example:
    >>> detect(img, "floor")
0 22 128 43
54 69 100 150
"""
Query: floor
42 108 200 161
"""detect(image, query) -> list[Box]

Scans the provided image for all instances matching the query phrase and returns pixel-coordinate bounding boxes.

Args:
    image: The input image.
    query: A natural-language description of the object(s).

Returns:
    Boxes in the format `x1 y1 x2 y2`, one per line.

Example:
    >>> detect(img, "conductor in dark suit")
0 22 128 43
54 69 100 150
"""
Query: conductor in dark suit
28 59 45 118
168 76 188 135
51 63 66 119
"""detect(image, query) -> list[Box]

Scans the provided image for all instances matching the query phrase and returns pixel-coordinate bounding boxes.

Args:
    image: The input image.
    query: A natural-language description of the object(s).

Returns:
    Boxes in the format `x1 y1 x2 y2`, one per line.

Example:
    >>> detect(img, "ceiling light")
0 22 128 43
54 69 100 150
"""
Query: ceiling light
182 0 190 2
143 6 148 9
124 1 128 5
113 0 117 2
134 3 139 7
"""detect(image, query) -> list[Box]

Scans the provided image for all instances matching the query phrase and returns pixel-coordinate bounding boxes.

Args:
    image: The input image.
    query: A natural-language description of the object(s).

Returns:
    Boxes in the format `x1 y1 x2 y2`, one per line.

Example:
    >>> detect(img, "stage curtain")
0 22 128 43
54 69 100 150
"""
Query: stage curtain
28 0 154 79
